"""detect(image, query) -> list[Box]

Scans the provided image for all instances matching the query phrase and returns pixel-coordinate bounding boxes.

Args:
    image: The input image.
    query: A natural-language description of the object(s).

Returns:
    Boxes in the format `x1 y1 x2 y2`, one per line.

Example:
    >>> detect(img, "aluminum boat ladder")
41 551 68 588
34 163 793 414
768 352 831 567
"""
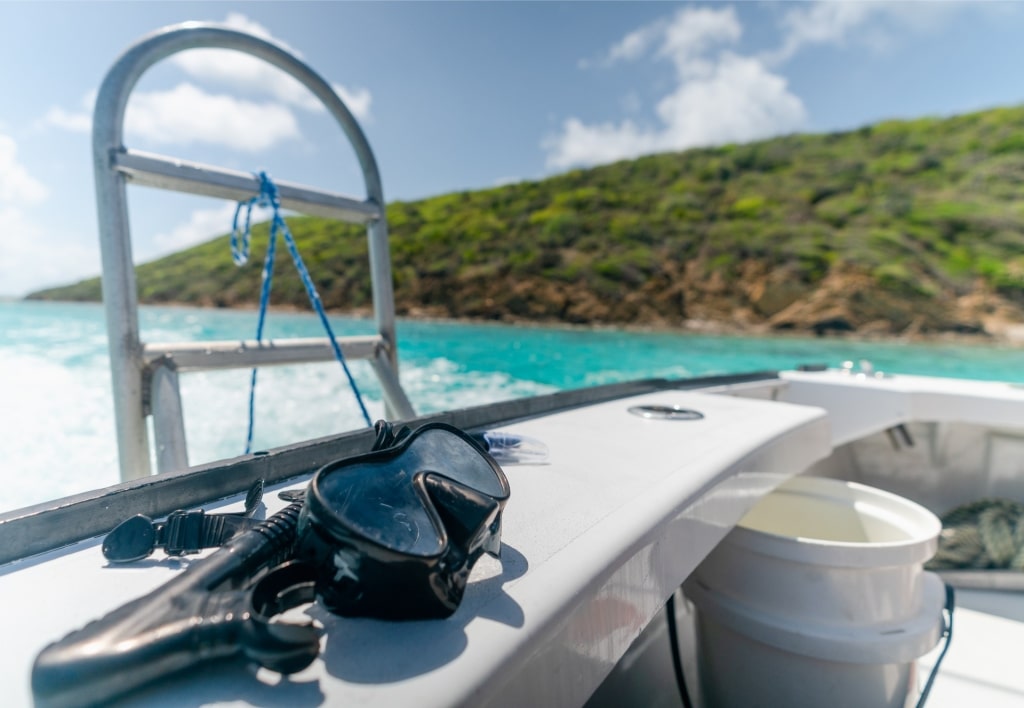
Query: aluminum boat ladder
94 22 416 482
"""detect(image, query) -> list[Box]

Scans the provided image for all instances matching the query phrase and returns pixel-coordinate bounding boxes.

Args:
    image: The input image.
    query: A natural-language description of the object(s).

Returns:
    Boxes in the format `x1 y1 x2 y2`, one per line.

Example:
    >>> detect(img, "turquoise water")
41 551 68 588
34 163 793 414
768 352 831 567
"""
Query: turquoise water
2 299 1022 511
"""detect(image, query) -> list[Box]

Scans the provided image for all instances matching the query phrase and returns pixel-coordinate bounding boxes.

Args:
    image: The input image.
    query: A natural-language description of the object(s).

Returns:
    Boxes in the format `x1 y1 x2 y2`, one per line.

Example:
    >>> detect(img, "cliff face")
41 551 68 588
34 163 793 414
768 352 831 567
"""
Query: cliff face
29 105 1024 340
389 256 1020 338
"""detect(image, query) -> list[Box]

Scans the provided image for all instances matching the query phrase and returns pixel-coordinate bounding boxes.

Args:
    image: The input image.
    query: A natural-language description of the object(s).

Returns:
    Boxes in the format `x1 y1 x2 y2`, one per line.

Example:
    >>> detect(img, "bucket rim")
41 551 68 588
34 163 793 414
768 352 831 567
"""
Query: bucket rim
728 476 941 567
684 571 946 664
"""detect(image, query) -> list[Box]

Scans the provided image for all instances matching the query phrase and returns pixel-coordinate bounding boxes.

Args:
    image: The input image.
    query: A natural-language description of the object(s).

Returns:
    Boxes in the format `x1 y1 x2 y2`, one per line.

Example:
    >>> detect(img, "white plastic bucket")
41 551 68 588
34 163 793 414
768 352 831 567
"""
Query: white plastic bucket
684 475 945 708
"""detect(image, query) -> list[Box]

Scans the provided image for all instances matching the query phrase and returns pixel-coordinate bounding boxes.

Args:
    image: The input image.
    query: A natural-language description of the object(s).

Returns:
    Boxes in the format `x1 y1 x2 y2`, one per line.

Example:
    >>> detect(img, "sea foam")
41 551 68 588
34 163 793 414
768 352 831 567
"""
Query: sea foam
4 300 1023 513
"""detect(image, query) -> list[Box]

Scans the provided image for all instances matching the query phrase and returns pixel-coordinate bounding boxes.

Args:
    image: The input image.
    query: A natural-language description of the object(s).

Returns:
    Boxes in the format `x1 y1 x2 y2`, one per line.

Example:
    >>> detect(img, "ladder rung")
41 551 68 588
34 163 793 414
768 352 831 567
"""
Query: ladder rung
113 149 383 223
144 335 385 372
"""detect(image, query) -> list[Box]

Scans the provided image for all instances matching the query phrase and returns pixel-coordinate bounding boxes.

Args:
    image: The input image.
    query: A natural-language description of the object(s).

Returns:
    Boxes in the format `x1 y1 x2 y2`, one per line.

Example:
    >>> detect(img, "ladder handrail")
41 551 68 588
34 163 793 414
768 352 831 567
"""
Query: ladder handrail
94 22 415 481
143 336 386 372
114 149 383 222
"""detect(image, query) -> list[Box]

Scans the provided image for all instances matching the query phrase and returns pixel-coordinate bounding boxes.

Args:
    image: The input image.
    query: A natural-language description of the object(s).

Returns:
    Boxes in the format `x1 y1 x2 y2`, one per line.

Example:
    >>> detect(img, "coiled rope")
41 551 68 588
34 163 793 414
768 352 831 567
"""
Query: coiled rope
232 171 372 454
926 498 1024 570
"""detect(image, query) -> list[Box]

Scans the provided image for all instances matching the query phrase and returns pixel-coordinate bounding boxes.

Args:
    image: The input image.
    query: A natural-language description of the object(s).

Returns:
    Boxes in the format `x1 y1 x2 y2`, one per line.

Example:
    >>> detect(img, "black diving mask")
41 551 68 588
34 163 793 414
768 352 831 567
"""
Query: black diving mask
294 422 511 619
101 421 510 622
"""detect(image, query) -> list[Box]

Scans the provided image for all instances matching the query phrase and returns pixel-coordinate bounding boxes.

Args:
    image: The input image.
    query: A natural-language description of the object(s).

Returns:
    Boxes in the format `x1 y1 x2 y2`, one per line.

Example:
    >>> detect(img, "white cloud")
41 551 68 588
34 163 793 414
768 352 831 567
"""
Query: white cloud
547 2 977 170
601 7 741 72
768 2 876 64
332 84 372 122
766 2 972 65
44 83 303 153
42 12 371 150
653 53 805 149
0 134 48 204
221 11 280 43
0 206 98 296
39 90 95 134
151 203 240 255
658 6 743 74
171 13 373 121
40 106 91 133
545 7 806 170
607 21 666 64
544 118 657 170
125 83 299 152
0 135 94 297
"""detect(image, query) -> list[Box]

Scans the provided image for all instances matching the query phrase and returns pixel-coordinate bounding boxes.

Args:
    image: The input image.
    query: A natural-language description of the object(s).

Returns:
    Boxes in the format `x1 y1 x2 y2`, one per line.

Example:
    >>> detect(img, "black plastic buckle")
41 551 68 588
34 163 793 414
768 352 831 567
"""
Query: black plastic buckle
161 509 219 557
102 480 265 563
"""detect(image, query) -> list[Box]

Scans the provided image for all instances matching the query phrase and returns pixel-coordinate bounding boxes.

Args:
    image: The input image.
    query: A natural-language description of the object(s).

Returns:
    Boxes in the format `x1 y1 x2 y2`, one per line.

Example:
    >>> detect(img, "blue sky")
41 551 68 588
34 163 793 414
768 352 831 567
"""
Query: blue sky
3 1 1024 296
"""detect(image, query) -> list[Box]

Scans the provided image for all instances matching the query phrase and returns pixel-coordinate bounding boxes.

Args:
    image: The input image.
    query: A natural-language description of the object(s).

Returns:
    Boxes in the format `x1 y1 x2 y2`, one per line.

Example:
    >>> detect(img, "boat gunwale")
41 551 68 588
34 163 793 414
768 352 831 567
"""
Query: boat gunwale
0 371 781 566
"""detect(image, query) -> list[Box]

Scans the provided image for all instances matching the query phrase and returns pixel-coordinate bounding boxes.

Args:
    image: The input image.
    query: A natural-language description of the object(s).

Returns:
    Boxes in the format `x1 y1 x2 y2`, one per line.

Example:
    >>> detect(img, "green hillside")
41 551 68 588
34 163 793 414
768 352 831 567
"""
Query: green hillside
29 105 1024 337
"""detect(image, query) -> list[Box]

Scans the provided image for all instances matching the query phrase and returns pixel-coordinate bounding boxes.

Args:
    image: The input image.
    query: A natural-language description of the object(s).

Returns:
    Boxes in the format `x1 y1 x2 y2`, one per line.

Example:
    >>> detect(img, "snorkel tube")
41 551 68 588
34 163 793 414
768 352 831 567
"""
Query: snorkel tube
31 501 319 708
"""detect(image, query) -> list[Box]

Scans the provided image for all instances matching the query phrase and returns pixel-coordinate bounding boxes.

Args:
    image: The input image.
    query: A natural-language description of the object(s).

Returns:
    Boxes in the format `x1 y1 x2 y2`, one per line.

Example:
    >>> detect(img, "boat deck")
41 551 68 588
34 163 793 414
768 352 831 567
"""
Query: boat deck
1 388 829 707
919 589 1024 707
7 373 1024 707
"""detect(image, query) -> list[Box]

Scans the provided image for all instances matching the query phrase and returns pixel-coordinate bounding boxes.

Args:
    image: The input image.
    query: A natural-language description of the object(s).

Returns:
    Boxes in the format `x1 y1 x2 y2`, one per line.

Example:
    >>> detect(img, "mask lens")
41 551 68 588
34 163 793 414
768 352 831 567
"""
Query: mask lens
311 425 509 558
315 458 443 556
406 427 508 499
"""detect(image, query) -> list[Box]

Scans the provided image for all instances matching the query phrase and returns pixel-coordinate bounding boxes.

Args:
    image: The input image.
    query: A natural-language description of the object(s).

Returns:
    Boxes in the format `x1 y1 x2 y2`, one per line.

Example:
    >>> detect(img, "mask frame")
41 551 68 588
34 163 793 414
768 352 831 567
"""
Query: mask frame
295 422 511 619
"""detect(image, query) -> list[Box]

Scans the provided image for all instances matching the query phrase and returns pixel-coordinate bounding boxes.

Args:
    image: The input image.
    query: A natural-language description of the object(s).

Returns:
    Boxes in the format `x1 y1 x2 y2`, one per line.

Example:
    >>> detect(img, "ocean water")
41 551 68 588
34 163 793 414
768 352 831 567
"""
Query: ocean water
3 299 1023 512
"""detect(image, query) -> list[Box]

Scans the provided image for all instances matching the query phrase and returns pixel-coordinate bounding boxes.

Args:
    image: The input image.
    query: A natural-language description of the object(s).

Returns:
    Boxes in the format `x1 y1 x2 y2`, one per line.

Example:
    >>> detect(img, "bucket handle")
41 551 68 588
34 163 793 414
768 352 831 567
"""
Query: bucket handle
915 583 955 708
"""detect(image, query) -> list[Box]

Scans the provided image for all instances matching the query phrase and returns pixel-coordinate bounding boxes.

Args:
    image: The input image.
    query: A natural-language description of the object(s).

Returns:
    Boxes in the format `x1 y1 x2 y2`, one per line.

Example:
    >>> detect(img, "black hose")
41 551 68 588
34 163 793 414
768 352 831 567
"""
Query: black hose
665 593 694 708
915 583 955 708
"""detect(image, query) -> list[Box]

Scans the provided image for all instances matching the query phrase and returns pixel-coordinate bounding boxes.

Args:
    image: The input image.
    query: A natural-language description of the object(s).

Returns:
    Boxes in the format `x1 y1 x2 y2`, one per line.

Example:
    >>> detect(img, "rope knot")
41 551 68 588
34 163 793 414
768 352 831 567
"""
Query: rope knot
230 171 282 266
255 170 280 210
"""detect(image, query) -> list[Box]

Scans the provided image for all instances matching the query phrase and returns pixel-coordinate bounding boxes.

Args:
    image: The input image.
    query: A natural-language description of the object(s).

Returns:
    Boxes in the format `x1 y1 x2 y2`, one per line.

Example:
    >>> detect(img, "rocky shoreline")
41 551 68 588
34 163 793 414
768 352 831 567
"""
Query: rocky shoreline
29 268 1024 348
383 257 1024 347
245 297 1024 349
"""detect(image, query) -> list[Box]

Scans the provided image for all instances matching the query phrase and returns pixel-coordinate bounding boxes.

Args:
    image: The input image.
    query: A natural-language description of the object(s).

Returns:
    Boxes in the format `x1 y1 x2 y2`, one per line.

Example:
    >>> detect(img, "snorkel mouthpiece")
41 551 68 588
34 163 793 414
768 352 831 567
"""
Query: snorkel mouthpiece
296 423 510 619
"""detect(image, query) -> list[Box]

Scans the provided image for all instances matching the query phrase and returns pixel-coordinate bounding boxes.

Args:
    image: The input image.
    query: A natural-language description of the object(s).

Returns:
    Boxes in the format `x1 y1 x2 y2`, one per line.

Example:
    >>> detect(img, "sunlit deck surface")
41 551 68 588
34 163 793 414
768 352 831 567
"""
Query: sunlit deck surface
920 589 1024 707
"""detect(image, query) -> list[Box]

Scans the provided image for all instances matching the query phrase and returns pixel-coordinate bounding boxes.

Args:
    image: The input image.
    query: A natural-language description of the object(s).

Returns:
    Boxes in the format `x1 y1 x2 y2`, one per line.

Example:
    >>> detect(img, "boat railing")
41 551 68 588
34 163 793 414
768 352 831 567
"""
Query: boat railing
93 22 416 481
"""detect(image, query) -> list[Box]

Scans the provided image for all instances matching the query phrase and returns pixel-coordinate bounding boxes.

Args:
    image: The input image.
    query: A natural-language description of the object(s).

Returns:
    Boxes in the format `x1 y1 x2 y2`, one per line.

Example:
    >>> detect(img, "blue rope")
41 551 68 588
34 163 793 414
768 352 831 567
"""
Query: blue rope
232 171 373 454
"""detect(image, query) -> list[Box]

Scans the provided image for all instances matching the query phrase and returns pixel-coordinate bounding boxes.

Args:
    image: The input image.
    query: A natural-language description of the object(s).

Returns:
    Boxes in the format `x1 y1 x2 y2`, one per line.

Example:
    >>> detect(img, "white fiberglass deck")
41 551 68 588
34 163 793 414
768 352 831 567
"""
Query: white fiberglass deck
2 389 828 707
919 590 1024 706
781 368 1024 446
